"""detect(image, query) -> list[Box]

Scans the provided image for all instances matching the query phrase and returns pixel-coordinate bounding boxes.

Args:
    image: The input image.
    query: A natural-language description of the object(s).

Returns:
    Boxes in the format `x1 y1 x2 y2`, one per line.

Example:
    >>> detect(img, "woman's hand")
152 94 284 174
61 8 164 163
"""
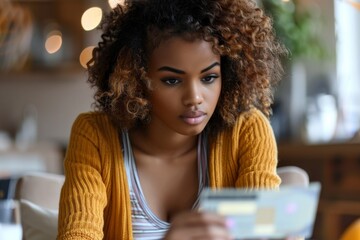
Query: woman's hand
164 211 233 240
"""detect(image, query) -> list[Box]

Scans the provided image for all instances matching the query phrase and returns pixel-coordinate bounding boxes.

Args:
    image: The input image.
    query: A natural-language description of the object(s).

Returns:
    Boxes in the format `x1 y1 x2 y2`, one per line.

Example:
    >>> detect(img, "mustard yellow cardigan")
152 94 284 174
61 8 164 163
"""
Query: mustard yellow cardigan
57 108 280 240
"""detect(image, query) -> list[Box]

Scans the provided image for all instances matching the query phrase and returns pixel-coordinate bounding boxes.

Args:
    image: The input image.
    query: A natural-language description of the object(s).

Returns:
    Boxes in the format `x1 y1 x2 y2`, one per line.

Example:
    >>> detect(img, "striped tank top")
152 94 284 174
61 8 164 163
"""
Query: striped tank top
121 131 209 240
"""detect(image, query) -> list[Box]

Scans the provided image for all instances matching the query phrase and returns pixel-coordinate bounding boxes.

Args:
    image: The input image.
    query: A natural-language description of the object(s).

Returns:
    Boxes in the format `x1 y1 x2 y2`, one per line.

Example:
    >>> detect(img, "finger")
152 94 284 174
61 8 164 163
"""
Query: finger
166 212 233 240
166 224 233 240
190 224 233 239
171 211 228 230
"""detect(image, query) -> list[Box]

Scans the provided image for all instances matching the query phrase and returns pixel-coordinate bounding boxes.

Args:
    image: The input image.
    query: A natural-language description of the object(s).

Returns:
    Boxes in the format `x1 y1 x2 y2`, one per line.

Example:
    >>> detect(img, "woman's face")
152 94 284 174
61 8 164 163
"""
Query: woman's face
147 36 222 136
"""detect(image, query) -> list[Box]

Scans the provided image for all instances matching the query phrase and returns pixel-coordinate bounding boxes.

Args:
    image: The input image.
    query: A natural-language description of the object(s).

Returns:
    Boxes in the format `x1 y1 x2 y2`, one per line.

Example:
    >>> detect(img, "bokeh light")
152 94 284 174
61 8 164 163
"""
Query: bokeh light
79 46 95 69
45 30 62 54
108 0 125 9
81 7 102 31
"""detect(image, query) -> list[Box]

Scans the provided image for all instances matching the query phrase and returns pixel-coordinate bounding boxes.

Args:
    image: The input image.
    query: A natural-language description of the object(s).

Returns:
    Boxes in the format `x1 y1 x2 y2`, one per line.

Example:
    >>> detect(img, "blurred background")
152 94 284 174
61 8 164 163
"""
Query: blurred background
0 0 359 239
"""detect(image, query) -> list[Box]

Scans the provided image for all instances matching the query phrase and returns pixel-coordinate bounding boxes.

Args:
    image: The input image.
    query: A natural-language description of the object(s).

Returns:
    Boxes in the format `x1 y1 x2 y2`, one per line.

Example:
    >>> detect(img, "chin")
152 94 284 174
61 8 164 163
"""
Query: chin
178 123 207 136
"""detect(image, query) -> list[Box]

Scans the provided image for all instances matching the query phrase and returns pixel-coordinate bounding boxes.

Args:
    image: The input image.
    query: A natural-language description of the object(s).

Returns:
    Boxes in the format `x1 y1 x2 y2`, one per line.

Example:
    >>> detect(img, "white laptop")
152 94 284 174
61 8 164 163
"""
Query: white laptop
199 182 321 239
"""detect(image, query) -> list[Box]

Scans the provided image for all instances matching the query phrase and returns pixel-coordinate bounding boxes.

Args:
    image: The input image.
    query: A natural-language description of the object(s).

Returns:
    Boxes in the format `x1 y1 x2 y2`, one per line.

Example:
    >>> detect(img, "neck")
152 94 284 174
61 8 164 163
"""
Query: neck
129 125 198 159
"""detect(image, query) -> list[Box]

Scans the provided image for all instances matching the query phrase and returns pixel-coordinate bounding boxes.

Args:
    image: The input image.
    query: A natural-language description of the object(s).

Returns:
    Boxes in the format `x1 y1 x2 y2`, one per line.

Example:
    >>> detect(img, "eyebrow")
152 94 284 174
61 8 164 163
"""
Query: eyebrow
157 62 220 74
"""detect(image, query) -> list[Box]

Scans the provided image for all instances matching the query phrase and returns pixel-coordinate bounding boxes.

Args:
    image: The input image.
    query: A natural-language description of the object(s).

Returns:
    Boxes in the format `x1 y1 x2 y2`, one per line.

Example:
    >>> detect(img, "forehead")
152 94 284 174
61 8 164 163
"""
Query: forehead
148 36 220 70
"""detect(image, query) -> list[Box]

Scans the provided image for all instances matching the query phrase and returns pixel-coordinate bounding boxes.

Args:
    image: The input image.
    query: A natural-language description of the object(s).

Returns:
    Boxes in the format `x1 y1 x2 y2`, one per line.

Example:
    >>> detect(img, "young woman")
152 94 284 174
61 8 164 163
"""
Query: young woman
57 0 286 239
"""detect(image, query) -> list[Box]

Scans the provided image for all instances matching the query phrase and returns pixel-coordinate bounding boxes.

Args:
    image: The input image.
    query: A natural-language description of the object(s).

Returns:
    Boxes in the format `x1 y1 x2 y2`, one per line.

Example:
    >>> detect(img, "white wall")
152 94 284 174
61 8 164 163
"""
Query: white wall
0 68 94 144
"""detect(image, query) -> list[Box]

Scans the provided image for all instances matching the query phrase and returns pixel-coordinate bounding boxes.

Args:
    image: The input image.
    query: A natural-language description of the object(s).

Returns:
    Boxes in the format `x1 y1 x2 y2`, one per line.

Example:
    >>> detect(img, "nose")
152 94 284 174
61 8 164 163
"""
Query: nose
182 81 203 107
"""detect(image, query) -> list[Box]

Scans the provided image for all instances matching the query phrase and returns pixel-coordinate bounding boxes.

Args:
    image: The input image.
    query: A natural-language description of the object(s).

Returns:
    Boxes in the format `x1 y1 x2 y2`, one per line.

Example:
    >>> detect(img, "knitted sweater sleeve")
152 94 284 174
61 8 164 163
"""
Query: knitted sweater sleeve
208 109 280 189
57 113 107 240
234 109 280 189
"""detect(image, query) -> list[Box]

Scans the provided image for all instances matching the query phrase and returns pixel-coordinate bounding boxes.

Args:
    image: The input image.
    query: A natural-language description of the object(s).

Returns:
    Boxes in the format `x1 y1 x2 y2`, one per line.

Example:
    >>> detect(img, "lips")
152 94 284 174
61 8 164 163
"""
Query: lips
180 110 207 125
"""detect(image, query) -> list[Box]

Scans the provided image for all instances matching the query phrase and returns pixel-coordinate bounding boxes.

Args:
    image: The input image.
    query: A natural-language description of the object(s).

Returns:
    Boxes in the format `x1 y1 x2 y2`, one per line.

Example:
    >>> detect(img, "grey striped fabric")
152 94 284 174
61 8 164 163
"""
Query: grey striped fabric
122 131 209 239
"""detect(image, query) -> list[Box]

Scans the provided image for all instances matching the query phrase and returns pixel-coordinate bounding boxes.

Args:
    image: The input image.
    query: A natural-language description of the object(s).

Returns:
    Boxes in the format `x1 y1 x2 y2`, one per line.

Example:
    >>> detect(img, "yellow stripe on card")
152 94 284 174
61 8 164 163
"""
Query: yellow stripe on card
218 201 257 215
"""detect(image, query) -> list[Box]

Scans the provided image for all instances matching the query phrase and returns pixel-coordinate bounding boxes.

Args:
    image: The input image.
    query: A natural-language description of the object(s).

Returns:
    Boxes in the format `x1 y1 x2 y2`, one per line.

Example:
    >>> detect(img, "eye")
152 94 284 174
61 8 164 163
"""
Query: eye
202 74 219 84
161 78 181 85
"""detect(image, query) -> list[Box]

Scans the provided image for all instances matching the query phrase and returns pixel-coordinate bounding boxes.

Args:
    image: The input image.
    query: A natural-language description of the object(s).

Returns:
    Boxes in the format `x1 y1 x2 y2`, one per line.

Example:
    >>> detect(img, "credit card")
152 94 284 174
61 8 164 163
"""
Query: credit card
199 182 321 239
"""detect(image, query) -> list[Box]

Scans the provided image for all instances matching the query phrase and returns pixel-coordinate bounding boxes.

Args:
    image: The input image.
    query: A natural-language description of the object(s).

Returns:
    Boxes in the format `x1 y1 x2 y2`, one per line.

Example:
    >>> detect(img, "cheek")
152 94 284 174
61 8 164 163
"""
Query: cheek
210 81 222 105
150 90 179 109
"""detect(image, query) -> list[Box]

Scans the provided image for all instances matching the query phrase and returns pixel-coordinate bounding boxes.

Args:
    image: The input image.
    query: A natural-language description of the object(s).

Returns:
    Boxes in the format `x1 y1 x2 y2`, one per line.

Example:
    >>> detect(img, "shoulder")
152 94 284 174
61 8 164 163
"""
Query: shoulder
70 111 118 138
234 108 272 133
238 108 269 122
211 108 273 143
73 111 110 125
213 108 275 144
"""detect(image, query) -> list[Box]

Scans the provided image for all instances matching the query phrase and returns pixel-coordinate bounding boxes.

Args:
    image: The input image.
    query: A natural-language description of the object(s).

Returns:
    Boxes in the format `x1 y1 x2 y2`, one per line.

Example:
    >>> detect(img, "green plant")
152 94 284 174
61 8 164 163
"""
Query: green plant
261 0 326 61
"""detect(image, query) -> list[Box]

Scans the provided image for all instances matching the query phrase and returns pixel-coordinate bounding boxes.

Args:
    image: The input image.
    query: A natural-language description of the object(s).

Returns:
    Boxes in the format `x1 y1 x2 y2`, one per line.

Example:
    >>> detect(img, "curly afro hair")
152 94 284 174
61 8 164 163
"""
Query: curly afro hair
87 0 287 133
